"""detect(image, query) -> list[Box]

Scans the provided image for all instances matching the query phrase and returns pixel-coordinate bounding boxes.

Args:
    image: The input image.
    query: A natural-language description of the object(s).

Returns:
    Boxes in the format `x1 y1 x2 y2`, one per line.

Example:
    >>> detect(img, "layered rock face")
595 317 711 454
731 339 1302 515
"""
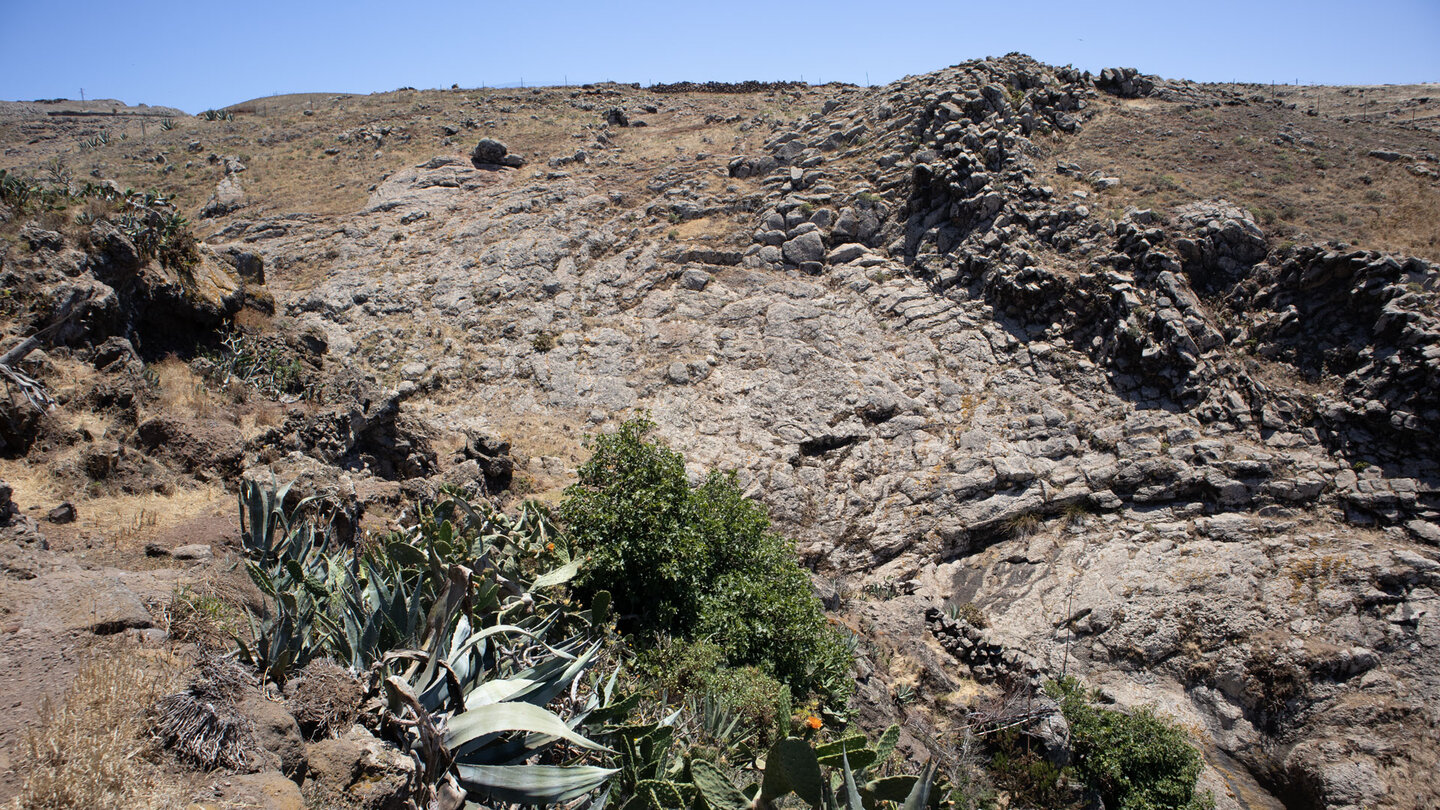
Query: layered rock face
48 56 1431 808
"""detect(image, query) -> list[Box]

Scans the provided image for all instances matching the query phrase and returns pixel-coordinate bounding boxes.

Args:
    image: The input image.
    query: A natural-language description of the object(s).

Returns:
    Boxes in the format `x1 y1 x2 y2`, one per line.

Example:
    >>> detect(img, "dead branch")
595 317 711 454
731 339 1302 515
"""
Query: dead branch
0 288 91 411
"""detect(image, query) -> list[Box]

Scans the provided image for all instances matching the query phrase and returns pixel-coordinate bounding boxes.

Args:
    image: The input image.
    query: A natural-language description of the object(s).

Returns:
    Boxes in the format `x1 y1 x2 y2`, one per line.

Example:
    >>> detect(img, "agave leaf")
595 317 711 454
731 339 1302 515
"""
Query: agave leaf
840 750 863 810
455 764 617 805
898 761 936 810
590 784 613 810
419 565 472 686
516 641 600 709
446 701 611 758
463 676 539 710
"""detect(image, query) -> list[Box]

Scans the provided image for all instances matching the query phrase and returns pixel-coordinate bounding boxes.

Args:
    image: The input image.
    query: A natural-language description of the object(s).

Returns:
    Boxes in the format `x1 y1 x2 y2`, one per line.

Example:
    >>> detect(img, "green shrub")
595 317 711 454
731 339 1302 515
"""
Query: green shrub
559 417 852 705
1049 678 1213 810
636 638 790 744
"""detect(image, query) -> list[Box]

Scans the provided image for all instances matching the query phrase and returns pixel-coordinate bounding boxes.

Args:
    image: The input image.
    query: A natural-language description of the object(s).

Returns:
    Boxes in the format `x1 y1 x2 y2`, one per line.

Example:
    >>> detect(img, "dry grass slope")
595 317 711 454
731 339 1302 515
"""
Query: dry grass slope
12 646 192 810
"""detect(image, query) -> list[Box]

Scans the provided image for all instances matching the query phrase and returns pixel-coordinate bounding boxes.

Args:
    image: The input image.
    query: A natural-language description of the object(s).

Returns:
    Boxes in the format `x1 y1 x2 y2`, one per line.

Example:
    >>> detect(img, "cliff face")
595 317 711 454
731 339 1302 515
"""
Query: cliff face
2 56 1438 807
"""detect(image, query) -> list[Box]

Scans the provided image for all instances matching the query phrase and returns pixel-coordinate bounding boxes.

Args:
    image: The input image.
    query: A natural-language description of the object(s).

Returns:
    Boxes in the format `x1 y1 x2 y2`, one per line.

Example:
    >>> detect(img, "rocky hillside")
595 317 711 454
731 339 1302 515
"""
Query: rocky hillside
1 55 1438 808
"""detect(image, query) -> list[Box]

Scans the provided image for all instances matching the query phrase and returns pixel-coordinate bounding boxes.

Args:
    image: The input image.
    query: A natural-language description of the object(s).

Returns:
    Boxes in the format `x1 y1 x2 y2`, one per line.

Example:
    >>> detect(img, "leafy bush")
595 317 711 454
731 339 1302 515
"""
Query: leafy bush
196 327 314 401
559 417 852 704
635 638 791 744
1050 678 1213 810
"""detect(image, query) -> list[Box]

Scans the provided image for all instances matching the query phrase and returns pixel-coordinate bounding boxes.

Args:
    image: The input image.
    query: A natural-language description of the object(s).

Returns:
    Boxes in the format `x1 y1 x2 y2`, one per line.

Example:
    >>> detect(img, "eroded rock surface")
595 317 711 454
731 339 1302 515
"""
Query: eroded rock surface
3 55 1438 808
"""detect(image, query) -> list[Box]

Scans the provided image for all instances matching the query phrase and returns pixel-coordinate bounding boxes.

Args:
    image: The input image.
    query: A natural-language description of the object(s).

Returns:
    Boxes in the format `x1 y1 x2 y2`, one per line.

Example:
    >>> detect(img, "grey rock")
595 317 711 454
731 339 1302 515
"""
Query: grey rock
679 268 710 291
199 174 245 218
471 138 524 168
172 544 213 561
19 223 63 250
781 231 825 265
827 244 867 264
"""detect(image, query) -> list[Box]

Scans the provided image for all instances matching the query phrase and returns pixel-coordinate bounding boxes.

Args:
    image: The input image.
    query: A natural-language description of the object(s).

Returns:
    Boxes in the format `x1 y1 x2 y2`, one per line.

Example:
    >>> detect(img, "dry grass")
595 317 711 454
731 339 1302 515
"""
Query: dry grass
1360 174 1440 257
162 582 241 648
487 408 590 502
286 660 364 740
1003 511 1043 539
84 483 228 552
11 646 192 810
1044 94 1440 262
147 356 223 421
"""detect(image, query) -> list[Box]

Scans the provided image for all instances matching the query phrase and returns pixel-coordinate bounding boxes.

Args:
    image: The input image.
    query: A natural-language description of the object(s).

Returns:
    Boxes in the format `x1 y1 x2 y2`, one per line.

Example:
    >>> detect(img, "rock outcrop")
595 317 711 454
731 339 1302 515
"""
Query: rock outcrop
3 54 1437 809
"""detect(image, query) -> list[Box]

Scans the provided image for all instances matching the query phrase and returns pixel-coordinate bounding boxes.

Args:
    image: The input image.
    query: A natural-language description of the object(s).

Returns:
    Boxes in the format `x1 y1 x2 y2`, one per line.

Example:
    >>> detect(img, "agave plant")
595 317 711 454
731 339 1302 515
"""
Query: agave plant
0 169 36 209
234 479 346 684
235 480 625 807
361 502 624 807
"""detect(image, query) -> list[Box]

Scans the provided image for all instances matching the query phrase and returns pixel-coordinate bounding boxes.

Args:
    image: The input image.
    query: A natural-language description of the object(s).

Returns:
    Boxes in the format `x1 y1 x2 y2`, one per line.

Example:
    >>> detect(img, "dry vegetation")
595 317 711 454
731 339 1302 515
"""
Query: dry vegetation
1040 91 1440 261
0 85 824 252
10 645 193 810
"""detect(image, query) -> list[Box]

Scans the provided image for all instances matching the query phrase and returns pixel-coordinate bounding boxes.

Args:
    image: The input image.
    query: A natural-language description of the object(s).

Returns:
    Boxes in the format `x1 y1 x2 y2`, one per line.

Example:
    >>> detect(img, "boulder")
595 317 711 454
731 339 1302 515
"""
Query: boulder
241 691 308 778
305 726 411 810
46 502 76 524
91 336 139 370
781 231 825 265
454 431 513 492
136 415 245 475
199 174 245 218
19 223 62 251
679 267 711 291
0 479 15 525
826 244 867 264
0 395 43 458
471 138 525 168
86 220 141 274
208 772 305 810
171 543 213 561
26 568 155 633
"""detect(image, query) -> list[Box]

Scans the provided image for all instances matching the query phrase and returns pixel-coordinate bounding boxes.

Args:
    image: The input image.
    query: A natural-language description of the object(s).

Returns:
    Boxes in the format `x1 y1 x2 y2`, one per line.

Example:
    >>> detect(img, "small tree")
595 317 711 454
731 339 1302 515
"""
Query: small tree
1050 678 1213 810
559 417 851 704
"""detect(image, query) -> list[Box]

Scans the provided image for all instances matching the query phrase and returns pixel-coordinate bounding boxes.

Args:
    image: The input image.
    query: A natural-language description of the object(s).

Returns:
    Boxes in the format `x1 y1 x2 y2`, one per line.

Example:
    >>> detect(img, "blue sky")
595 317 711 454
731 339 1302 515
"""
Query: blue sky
1 0 1436 113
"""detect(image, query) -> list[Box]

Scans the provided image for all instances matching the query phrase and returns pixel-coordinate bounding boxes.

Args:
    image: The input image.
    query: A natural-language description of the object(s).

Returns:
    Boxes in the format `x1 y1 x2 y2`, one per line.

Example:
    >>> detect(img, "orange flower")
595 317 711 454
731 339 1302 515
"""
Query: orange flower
806 716 823 730
546 542 555 552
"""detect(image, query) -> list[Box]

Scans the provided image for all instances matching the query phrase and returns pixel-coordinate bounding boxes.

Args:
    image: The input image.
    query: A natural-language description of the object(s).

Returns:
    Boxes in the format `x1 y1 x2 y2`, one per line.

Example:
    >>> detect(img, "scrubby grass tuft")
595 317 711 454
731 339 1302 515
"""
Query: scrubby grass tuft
152 656 257 772
16 646 190 810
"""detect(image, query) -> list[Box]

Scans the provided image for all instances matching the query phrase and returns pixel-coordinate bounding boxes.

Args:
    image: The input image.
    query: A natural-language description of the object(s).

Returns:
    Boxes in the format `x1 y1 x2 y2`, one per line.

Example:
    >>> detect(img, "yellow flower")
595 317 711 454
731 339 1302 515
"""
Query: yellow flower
806 716 823 730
